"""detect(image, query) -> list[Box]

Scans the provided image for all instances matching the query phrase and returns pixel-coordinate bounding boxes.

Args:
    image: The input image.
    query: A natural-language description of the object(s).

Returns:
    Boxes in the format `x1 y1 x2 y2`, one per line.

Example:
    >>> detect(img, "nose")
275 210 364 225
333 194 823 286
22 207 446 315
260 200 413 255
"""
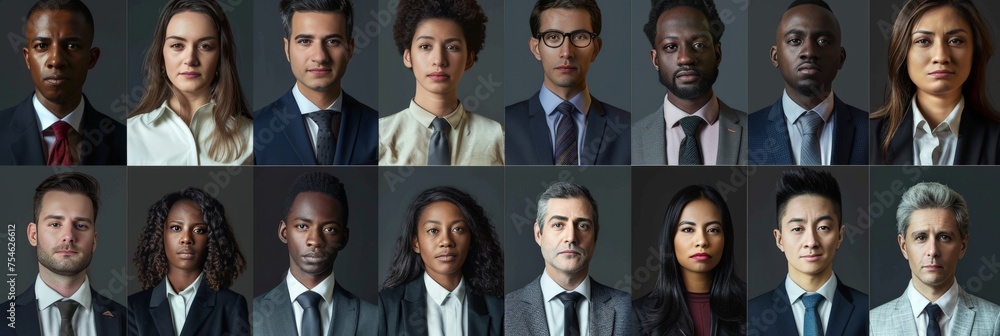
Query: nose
677 44 695 66
306 227 326 248
558 37 575 59
932 38 952 65
312 41 331 65
798 38 816 61
927 240 941 258
184 45 200 67
432 45 448 68
59 223 75 243
694 229 707 248
179 229 192 245
439 229 456 248
802 227 820 249
563 224 579 245
47 44 67 69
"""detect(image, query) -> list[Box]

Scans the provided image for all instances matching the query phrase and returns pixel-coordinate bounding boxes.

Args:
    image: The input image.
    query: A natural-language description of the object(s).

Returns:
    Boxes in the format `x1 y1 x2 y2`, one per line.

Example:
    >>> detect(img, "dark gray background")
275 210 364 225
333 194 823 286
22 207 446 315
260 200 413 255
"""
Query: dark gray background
506 0 630 112
1 167 127 304
378 0 505 125
870 166 1000 308
747 166 869 299
630 0 749 119
127 0 254 114
504 167 631 294
748 0 869 113
252 0 379 111
0 0 127 122
630 166 748 299
869 0 1000 112
126 167 254 308
252 167 378 303
377 167 505 287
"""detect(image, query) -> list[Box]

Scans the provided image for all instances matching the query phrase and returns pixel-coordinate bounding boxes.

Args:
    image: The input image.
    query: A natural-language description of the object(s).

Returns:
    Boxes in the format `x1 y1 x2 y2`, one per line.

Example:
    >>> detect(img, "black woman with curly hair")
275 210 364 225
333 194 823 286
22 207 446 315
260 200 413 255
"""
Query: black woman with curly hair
128 187 249 335
378 186 504 335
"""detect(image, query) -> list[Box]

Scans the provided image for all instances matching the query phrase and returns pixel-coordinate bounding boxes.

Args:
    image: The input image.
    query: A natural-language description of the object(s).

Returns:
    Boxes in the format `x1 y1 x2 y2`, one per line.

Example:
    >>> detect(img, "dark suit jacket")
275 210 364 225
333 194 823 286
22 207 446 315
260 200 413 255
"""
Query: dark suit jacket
631 99 748 165
253 280 378 336
748 95 868 165
127 278 251 336
0 284 126 336
505 91 631 165
0 94 126 165
504 275 635 336
747 277 868 336
377 277 503 336
870 105 1000 165
632 294 740 336
253 89 378 165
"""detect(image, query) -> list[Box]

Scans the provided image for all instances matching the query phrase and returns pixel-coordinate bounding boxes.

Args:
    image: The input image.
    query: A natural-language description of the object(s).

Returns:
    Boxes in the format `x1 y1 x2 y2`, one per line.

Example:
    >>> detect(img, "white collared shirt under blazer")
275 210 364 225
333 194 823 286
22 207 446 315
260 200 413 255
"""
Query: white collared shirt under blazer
127 101 253 165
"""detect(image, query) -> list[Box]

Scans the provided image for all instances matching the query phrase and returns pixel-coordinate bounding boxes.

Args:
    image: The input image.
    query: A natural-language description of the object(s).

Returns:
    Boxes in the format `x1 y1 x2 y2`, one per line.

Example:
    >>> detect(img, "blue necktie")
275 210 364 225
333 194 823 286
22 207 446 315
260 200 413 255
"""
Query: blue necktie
554 101 578 166
796 110 823 165
801 293 824 336
925 303 942 336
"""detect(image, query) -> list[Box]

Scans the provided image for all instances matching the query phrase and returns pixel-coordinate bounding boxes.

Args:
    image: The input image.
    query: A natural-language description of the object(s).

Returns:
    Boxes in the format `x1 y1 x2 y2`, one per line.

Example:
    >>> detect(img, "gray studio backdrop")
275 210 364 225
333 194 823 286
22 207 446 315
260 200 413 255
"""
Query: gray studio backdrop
377 167 505 287
252 167 378 303
630 0 749 119
631 166 748 299
1 167 127 304
378 0 505 125
748 0 869 113
126 167 254 308
506 0 630 112
252 0 379 110
870 166 1000 308
747 166 869 299
504 167 631 294
127 0 254 114
869 0 1000 112
0 0 127 122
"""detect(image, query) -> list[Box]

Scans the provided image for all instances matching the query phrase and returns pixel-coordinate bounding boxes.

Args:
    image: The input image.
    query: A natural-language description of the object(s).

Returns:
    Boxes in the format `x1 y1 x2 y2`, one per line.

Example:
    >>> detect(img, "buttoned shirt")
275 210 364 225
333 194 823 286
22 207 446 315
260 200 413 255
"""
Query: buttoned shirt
782 90 835 165
424 272 468 336
379 100 504 165
286 270 336 336
165 273 203 336
912 97 963 166
35 274 96 336
127 100 253 165
663 92 720 165
784 273 837 335
291 84 343 156
540 271 590 336
907 278 959 336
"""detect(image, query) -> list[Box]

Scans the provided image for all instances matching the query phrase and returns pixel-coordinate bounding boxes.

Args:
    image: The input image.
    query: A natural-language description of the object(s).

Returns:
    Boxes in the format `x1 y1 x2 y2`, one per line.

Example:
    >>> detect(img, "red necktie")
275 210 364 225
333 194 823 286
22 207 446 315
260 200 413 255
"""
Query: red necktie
47 121 73 166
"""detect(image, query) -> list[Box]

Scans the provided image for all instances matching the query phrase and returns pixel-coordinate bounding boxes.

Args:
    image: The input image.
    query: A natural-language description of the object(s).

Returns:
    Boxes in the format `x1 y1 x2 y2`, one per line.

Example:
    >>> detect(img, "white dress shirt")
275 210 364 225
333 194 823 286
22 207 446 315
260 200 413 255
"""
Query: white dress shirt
782 90 836 165
291 84 343 157
127 100 253 165
286 270 336 336
539 85 590 162
35 274 96 336
907 278 960 336
165 273 203 336
663 92 720 165
540 271 590 336
33 93 84 163
912 97 963 166
784 273 837 336
424 272 468 336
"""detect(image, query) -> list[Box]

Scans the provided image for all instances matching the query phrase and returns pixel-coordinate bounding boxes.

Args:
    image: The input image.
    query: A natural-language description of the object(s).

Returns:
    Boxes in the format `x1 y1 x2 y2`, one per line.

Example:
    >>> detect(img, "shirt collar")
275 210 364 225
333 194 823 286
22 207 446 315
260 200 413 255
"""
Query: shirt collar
539 85 591 118
165 273 204 297
540 269 591 303
782 89 835 124
784 273 837 305
405 99 465 130
423 272 466 306
286 269 336 306
142 100 217 125
907 278 960 321
663 92 719 127
34 274 92 311
292 83 343 115
912 96 964 137
33 93 84 134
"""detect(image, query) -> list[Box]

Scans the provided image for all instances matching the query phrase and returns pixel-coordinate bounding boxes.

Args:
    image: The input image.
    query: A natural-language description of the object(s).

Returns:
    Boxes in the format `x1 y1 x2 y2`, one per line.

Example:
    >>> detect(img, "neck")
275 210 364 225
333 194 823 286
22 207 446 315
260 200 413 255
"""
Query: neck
428 271 462 292
167 268 201 293
667 91 714 114
681 269 713 294
785 85 830 110
38 265 86 298
544 81 586 102
168 89 212 125
788 265 832 292
913 276 954 302
291 266 331 289
413 94 459 118
545 265 588 291
915 92 962 129
299 82 342 110
37 94 83 119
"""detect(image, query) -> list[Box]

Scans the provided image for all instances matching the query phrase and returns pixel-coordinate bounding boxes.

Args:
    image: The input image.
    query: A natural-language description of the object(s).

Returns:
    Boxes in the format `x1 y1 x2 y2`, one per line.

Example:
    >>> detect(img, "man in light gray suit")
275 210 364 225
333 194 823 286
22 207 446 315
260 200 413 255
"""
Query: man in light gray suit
505 182 635 335
871 182 1000 335
632 0 747 165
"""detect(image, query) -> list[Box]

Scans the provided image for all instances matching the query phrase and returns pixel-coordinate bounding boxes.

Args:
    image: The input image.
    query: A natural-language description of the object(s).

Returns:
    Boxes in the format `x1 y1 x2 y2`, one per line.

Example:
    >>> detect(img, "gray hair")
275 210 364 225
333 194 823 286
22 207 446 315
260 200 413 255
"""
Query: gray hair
896 182 969 238
535 182 600 238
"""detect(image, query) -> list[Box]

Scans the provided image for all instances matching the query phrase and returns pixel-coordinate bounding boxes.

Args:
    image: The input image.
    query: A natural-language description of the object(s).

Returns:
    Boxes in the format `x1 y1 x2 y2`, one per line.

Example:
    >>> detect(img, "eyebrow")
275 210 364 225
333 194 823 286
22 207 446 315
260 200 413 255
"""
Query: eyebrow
294 216 341 225
679 220 722 226
784 29 835 37
660 32 711 41
293 33 345 40
415 35 464 44
548 216 592 224
912 28 968 36
423 219 466 225
786 215 833 224
43 214 93 224
165 35 218 43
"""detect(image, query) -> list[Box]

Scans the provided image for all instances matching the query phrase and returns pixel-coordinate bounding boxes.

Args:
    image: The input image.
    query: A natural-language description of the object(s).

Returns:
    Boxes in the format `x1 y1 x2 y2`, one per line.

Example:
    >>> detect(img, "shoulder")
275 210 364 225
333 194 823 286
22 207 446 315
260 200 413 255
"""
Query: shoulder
343 93 378 115
962 291 1000 315
748 288 780 310
377 282 409 305
465 111 504 133
596 100 631 119
505 98 532 115
747 104 774 124
591 279 631 305
127 288 155 308
870 295 904 318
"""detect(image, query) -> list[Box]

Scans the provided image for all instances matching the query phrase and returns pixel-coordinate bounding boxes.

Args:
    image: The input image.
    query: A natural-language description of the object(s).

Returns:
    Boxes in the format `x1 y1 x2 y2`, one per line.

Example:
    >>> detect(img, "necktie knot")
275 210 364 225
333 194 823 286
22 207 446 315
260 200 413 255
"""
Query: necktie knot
925 303 943 336
556 291 583 306
428 117 451 165
679 116 703 136
307 110 337 131
556 101 575 117
554 101 579 166
296 291 323 309
556 291 584 336
51 121 71 140
431 117 450 132
796 110 823 165
796 110 824 135
55 300 80 320
801 293 824 309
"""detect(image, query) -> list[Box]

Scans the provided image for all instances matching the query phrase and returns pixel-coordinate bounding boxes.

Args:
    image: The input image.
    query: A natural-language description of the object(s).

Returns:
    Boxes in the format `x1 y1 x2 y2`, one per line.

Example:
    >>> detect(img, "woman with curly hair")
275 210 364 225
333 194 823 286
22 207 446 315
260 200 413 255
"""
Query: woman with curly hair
378 186 504 335
634 185 746 336
128 187 249 335
378 0 504 166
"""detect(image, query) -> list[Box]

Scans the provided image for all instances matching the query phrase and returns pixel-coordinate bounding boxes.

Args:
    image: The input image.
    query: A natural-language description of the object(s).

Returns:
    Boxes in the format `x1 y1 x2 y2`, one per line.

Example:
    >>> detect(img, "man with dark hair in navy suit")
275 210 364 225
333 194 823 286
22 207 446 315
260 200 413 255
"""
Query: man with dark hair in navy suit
254 0 378 165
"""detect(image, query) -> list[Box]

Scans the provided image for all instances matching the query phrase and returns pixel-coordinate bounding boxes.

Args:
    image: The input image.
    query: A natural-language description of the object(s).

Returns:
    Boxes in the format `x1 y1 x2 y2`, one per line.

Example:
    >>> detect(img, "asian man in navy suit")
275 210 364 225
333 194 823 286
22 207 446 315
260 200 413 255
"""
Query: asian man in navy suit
254 0 378 165
747 0 868 165
0 0 126 166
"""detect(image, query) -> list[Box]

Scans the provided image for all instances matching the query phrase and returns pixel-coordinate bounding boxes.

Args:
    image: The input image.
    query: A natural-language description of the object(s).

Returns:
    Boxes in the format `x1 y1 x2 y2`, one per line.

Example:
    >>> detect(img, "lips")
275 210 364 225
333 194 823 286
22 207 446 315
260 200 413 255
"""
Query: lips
43 75 69 85
690 252 711 261
177 248 196 260
428 71 450 82
674 69 701 83
308 68 331 75
302 252 328 263
558 249 581 257
435 252 457 262
797 63 821 75
555 65 577 74
928 70 955 79
180 71 201 79
923 264 944 271
801 254 822 262
55 249 78 256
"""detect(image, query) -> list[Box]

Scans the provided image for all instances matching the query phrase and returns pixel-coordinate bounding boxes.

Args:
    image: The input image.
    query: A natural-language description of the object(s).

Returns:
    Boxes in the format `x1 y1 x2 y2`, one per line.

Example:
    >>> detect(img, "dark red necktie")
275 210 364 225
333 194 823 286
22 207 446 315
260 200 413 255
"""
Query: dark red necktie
47 121 73 166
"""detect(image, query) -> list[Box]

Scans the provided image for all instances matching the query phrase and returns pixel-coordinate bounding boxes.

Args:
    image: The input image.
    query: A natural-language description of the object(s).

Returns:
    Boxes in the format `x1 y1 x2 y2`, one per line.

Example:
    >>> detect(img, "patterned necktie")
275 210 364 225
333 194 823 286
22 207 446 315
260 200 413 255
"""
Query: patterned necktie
556 291 584 336
296 291 323 336
48 121 73 166
306 110 341 165
796 110 824 165
428 117 451 165
554 101 578 165
55 300 80 336
678 116 704 165
925 303 942 336
801 293 824 336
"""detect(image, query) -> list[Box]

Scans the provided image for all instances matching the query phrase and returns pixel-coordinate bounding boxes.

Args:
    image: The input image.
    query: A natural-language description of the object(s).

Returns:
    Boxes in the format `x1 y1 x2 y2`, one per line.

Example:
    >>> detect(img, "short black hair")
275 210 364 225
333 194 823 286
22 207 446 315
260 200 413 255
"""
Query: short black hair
283 172 350 224
279 0 354 39
774 168 843 228
643 0 724 48
786 0 833 12
529 0 602 37
26 0 95 36
393 0 488 62
33 172 101 224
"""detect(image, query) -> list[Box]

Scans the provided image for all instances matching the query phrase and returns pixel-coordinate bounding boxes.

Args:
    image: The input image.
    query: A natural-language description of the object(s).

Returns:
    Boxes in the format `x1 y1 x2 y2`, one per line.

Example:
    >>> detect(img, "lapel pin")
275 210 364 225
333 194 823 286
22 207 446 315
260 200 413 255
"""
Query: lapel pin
103 311 114 318
727 128 736 133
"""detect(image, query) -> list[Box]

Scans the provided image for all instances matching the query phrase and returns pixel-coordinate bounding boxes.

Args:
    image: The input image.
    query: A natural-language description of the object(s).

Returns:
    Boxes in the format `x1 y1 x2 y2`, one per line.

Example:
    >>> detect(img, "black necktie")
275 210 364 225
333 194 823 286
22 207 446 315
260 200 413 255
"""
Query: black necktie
307 110 341 165
55 300 80 336
556 291 584 336
678 116 704 165
926 303 942 336
296 291 323 336
428 117 451 165
554 101 578 165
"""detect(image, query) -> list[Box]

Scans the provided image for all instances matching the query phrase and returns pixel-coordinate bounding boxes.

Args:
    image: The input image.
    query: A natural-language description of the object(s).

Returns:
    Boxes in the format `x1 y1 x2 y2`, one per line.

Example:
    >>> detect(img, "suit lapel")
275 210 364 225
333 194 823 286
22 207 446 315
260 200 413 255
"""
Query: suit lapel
179 280 216 336
589 281 615 336
582 99 608 165
91 288 123 336
515 276 550 335
334 93 362 165
825 280 855 336
8 96 46 165
886 107 915 165
830 96 855 165
330 282 357 336
149 280 177 336
890 294 917 333
952 288 976 336
402 278 427 336
527 93 555 165
261 281 298 336
14 284 41 335
770 282 798 334
467 291 491 336
955 108 985 165
717 100 743 165
275 90 318 165
765 101 793 164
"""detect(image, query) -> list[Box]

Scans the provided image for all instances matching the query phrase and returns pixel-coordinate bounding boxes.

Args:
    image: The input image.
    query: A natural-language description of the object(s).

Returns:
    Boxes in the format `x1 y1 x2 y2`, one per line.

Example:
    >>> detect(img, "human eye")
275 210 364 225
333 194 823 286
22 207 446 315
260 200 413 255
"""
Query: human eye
74 223 90 230
693 42 707 49
938 234 952 242
577 222 591 231
297 38 311 45
326 38 342 46
544 32 562 42
419 44 431 51
33 42 48 50
169 225 181 232
914 234 927 242
323 226 337 234
194 227 208 234
708 227 721 234
787 38 801 46
790 226 803 232
680 227 694 233
295 224 308 230
169 43 184 50
914 37 930 46
427 228 439 235
949 37 965 46
551 222 564 229
663 44 677 52
198 43 215 51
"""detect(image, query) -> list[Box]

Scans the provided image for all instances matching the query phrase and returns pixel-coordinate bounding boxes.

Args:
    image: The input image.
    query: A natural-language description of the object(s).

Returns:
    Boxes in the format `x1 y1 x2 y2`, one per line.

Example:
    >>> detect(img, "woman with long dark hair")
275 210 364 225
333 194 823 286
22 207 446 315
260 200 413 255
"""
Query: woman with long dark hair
634 185 746 336
378 186 503 335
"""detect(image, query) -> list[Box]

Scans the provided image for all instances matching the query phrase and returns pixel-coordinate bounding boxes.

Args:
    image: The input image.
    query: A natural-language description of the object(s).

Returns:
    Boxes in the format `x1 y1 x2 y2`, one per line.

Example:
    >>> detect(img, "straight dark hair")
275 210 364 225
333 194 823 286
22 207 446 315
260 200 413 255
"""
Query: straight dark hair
33 172 101 224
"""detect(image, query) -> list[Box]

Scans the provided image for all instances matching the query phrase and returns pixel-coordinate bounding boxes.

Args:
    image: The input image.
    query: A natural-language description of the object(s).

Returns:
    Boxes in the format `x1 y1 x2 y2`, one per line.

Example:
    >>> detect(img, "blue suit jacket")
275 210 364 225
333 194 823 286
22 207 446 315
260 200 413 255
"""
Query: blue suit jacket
0 94 126 165
748 95 868 165
0 284 126 336
505 91 631 165
870 105 1000 165
253 89 378 165
747 278 868 336
127 279 251 336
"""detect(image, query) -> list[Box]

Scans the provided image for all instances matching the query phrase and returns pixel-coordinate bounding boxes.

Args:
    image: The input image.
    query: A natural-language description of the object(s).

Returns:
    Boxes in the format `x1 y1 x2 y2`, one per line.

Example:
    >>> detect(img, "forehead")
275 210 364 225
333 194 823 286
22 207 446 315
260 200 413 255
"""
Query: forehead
166 11 216 36
656 6 711 38
413 18 464 39
289 192 343 216
539 8 593 31
912 5 971 32
907 207 959 233
782 194 837 217
778 4 840 35
40 191 93 212
545 197 593 218
26 9 91 37
290 11 348 33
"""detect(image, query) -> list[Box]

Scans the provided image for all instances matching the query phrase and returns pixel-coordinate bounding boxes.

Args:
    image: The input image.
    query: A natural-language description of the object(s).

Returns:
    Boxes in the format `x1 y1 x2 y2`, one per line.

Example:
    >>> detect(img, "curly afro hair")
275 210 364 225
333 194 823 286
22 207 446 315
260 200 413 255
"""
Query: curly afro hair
392 0 488 62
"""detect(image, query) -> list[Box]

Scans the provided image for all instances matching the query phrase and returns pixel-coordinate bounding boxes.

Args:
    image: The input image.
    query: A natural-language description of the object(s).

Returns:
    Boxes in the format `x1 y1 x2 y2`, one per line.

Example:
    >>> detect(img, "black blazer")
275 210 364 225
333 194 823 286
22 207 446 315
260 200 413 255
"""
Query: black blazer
0 94 126 165
252 280 378 336
127 278 250 336
748 95 869 165
0 284 126 336
747 277 868 336
505 91 631 165
377 277 503 336
870 105 1000 164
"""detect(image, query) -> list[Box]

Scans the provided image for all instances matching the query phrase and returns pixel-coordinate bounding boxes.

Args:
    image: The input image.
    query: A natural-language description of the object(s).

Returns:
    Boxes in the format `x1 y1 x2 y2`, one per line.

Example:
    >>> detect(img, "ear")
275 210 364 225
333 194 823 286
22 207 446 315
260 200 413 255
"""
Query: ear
714 43 723 68
534 222 543 246
88 47 100 69
92 231 97 253
770 45 779 68
278 220 288 244
340 227 350 250
838 46 846 70
27 222 38 247
283 37 291 63
835 223 845 250
529 36 542 61
464 52 474 71
898 234 908 260
411 234 420 253
23 47 30 70
590 37 602 62
959 233 968 259
403 49 412 69
346 37 356 62
649 49 658 70
773 228 783 252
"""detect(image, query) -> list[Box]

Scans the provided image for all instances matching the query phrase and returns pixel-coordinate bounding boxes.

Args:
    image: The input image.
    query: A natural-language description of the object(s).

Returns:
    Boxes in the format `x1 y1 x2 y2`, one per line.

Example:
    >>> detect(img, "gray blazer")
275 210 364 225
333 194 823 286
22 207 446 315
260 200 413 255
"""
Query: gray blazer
253 280 378 336
870 285 1000 336
504 275 636 336
631 99 747 165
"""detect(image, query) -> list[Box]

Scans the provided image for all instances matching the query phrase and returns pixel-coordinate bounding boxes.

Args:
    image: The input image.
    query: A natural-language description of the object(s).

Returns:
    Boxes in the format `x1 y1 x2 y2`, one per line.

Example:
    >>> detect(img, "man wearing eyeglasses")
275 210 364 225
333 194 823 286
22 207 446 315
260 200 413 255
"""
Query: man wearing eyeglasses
505 0 631 166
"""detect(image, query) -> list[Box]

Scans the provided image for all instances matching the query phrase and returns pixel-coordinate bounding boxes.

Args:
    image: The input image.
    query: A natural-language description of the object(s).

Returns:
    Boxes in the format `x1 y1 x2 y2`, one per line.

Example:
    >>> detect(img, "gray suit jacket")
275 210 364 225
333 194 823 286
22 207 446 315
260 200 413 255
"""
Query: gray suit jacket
253 280 378 336
870 285 1000 336
504 275 636 336
632 99 747 165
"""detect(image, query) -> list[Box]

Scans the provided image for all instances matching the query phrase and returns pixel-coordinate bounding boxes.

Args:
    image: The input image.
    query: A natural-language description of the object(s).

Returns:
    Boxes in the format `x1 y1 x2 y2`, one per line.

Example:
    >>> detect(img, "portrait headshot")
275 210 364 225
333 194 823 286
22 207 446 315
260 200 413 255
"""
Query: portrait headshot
870 167 1000 335
252 168 379 336
0 169 127 335
126 0 254 166
631 0 750 166
0 0 127 166
377 0 505 166
747 167 869 336
748 0 870 166
253 0 380 166
505 0 632 166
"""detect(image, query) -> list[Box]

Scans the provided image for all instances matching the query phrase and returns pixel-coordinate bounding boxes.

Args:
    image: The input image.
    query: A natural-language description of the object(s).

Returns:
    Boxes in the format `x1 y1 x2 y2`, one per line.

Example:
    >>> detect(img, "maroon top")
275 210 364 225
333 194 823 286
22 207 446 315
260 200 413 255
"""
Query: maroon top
686 291 712 336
